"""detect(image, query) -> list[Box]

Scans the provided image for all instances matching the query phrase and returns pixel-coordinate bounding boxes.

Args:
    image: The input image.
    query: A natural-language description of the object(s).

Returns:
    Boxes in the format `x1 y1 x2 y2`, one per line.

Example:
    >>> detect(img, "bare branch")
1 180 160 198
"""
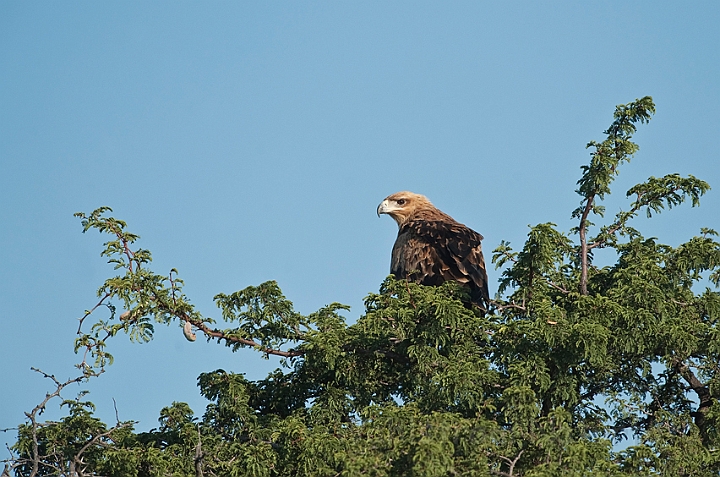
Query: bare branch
21 368 87 477
491 449 525 477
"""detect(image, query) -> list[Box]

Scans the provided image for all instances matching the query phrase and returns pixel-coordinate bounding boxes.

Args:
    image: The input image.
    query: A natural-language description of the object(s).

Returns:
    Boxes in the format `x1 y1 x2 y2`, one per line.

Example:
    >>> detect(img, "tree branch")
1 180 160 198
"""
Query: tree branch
76 292 112 334
72 422 133 476
195 425 204 477
22 369 87 477
671 358 712 433
491 449 524 477
579 192 595 295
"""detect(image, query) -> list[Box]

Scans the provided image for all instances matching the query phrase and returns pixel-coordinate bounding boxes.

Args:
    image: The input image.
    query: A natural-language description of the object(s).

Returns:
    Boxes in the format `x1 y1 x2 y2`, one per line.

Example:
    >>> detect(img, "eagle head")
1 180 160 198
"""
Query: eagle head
377 191 434 227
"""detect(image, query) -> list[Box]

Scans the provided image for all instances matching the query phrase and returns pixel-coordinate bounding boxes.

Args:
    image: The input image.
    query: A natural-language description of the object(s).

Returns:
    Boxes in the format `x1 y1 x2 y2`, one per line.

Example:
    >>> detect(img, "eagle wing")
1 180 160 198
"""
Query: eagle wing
391 220 489 309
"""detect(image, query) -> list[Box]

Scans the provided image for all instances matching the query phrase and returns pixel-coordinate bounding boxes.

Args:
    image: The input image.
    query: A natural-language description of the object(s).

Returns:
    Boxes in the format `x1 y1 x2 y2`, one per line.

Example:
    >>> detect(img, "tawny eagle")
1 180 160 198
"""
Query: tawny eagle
377 191 489 310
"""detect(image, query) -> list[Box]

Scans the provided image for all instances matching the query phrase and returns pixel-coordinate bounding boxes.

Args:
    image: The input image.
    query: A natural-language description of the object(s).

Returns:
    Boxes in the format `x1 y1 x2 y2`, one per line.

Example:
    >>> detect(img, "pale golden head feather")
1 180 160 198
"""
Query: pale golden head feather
377 191 454 226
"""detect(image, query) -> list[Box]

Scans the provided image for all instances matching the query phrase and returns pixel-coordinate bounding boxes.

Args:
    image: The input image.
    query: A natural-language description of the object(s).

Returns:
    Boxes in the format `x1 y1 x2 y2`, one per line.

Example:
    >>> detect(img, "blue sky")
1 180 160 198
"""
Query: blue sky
1 2 719 438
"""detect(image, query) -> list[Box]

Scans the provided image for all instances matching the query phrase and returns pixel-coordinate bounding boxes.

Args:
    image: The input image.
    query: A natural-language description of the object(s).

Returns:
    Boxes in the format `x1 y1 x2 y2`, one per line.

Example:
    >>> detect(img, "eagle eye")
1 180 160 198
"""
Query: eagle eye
396 199 406 206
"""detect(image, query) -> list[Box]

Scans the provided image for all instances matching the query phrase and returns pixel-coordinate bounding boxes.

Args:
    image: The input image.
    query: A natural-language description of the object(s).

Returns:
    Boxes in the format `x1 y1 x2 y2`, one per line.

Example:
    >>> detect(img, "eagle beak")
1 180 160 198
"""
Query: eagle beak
377 200 389 217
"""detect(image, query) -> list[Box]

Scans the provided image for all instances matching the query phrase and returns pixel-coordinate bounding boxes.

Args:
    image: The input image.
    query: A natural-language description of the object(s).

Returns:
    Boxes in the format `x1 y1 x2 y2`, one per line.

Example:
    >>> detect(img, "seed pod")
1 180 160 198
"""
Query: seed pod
183 320 197 342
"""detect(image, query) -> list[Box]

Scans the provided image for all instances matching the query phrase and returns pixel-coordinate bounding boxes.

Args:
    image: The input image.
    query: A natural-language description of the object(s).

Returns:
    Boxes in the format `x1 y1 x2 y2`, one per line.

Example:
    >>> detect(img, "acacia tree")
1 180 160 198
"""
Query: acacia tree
4 96 720 476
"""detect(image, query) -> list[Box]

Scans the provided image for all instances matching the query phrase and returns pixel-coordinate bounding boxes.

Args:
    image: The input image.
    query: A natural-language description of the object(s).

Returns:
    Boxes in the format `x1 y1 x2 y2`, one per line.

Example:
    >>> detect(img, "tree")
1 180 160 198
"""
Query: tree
4 96 720 476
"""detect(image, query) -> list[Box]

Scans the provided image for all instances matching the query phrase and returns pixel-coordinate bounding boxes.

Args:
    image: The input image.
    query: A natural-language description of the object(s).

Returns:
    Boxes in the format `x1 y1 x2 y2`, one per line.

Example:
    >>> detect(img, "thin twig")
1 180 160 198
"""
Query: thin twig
76 292 112 334
112 398 120 423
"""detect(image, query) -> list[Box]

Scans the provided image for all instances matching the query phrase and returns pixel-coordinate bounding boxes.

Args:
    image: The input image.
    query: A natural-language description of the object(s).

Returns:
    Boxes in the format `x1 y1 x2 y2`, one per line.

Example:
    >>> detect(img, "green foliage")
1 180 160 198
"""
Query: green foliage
5 97 720 476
